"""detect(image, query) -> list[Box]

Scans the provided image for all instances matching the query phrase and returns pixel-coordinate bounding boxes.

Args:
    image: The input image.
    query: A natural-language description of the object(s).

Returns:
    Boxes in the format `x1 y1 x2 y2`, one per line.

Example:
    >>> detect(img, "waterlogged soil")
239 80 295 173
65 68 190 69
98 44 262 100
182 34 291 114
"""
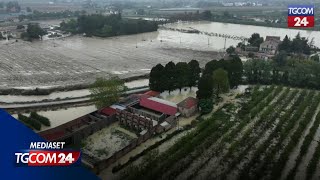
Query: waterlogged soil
0 79 149 104
12 105 97 132
281 103 320 180
2 21 320 91
83 122 136 161
0 31 221 90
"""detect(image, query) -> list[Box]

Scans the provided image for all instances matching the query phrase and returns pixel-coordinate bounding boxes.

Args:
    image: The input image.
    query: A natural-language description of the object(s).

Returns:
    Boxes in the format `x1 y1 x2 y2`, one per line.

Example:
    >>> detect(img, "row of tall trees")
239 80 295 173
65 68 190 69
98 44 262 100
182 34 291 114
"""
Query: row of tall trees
149 60 201 93
19 10 85 22
60 14 158 37
244 58 320 89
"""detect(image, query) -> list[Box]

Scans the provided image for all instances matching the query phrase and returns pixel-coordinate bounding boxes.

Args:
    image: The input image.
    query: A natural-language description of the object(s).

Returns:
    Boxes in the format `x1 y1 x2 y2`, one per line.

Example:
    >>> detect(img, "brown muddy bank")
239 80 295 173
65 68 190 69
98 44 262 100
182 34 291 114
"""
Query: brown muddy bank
0 74 149 96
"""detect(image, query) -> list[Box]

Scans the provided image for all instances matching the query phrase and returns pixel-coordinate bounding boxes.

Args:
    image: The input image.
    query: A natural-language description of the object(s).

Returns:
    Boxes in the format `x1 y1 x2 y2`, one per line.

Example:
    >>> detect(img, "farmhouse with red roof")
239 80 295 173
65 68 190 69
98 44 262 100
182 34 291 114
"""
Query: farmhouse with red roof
177 97 198 117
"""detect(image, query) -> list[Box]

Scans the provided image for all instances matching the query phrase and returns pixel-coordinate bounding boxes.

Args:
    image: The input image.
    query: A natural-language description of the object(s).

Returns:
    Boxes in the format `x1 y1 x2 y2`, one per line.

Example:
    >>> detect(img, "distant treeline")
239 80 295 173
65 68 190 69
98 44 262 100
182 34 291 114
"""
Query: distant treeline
60 14 159 37
19 10 85 21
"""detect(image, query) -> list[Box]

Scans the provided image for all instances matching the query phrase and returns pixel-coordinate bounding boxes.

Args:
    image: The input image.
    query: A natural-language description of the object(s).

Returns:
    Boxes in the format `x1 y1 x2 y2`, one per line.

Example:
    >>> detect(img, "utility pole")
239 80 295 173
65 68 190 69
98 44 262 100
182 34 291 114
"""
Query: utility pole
208 37 210 46
224 37 227 50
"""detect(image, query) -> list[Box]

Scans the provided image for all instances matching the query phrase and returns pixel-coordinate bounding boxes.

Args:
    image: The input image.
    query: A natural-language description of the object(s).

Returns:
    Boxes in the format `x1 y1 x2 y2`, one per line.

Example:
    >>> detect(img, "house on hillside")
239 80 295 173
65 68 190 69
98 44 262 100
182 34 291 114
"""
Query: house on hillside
259 36 281 55
177 97 198 117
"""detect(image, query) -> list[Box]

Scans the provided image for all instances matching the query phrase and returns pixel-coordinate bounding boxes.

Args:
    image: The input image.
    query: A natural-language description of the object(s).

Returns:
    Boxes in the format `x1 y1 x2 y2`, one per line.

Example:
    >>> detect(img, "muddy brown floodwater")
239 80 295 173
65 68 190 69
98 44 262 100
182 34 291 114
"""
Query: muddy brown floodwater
0 28 221 90
2 21 318 91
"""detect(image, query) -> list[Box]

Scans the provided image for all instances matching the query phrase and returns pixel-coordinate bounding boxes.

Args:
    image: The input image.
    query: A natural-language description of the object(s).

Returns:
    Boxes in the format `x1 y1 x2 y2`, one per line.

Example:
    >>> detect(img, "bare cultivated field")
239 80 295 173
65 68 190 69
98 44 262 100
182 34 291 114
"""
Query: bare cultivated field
0 32 221 90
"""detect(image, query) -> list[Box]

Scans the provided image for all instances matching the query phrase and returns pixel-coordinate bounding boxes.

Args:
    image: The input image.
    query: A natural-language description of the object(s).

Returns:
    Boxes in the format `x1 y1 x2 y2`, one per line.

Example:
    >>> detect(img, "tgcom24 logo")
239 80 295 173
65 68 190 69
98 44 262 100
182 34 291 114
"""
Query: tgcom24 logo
15 142 81 167
288 5 315 28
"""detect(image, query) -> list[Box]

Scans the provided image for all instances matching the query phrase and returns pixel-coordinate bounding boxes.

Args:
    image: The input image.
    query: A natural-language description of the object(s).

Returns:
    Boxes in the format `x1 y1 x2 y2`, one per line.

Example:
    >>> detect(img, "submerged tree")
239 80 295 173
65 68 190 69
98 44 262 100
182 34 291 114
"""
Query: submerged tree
176 62 190 91
149 64 165 92
164 61 177 93
212 68 230 97
90 77 126 109
23 23 46 40
227 55 243 88
197 74 214 99
188 60 201 88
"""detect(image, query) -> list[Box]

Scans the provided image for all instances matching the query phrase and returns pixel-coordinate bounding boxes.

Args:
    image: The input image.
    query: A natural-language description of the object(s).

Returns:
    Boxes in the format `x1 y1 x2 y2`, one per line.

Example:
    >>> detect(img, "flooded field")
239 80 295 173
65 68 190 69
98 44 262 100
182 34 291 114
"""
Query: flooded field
1 21 319 91
167 21 320 48
160 87 197 103
12 105 97 131
0 28 220 90
83 122 137 160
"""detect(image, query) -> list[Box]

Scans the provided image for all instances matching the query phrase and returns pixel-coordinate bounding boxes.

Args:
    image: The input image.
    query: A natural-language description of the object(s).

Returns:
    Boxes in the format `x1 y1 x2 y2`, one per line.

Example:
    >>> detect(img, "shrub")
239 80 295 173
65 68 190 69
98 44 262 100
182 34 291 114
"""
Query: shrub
30 112 50 126
18 114 41 130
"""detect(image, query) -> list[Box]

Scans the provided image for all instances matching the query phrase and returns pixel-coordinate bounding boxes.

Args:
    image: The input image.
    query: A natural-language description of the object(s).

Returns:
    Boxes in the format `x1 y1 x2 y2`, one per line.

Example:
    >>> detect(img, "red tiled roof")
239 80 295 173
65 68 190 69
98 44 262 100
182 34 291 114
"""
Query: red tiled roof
41 131 65 141
178 97 198 109
140 97 177 116
144 90 160 97
100 107 117 116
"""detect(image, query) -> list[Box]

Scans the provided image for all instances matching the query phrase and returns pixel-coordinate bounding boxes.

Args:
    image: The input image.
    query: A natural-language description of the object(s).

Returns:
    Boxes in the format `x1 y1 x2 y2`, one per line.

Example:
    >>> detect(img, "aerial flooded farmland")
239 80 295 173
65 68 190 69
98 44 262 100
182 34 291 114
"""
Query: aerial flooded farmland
2 1 320 179
1 20 320 91
0 25 221 90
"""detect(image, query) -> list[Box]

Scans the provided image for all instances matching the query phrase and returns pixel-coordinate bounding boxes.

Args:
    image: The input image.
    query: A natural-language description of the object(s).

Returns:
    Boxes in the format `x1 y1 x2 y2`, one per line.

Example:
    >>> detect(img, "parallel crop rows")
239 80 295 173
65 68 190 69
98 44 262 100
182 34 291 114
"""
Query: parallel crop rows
124 87 320 180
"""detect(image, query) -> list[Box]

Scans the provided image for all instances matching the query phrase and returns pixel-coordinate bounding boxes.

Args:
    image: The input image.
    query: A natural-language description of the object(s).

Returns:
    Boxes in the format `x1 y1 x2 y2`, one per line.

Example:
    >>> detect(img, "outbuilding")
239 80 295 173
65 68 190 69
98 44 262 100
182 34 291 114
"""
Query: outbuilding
140 97 178 116
177 97 199 117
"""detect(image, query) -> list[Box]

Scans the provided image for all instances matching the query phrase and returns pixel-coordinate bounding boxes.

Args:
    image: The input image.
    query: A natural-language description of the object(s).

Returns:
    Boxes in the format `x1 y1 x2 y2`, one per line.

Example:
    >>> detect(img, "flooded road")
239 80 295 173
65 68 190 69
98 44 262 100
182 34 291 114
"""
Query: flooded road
166 21 320 49
0 79 149 104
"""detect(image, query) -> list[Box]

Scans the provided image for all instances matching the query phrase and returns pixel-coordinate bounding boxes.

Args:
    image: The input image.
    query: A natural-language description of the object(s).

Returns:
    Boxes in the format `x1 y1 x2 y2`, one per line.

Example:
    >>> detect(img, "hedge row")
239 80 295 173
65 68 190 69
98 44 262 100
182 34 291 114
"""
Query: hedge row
18 114 41 131
30 112 51 126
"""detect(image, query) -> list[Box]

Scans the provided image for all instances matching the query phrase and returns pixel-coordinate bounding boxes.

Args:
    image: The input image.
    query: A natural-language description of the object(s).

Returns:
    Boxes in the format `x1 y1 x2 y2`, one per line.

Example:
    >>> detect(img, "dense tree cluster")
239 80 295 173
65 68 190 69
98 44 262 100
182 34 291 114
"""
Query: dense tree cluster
197 56 243 114
248 33 264 47
5 1 20 13
60 14 158 37
21 23 47 41
203 56 243 88
244 58 320 89
278 33 312 55
149 60 201 93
